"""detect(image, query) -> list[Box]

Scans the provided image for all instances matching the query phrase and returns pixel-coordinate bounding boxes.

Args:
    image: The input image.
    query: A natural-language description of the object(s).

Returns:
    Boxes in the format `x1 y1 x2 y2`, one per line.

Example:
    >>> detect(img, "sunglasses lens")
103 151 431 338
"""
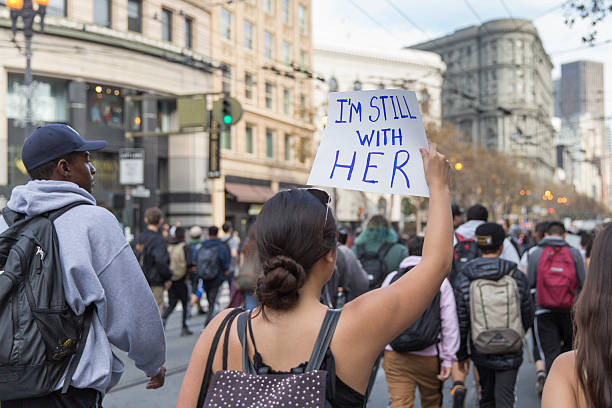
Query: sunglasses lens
307 188 330 205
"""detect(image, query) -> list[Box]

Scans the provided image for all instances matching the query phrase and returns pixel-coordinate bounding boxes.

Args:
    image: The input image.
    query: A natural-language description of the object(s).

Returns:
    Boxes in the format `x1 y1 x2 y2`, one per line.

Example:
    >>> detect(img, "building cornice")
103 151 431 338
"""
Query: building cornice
0 9 219 74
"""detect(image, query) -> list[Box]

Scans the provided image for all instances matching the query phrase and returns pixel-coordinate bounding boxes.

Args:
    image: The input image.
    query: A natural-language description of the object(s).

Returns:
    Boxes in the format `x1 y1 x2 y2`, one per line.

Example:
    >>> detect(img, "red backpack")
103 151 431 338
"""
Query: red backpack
536 245 577 309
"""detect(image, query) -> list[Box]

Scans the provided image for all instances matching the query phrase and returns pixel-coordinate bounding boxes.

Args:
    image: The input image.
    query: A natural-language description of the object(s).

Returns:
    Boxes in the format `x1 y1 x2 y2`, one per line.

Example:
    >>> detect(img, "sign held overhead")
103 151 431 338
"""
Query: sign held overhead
308 89 430 197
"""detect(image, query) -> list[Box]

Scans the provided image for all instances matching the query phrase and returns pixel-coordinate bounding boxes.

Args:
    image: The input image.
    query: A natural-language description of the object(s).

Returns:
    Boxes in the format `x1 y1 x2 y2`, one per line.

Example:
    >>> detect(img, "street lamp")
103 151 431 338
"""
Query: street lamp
8 0 47 137
454 162 464 171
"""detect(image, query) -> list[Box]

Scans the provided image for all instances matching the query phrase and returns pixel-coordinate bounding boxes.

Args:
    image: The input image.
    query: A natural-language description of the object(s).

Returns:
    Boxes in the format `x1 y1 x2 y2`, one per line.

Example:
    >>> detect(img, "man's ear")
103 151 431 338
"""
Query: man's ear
56 158 72 178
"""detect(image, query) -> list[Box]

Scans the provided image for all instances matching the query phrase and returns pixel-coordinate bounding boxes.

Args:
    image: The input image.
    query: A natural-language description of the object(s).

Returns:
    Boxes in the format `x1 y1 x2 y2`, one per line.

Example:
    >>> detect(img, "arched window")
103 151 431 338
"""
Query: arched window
353 80 362 91
329 76 338 92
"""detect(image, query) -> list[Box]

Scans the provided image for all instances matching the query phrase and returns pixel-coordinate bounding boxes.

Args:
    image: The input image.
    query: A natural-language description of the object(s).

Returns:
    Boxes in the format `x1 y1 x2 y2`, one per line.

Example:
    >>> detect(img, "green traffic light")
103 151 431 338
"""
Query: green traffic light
223 115 232 124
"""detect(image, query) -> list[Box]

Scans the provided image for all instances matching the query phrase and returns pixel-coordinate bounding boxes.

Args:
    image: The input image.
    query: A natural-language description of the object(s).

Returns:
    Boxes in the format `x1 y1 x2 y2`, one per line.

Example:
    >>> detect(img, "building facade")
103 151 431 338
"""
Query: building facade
411 18 556 179
313 44 444 226
208 0 315 234
557 60 609 206
1 0 217 233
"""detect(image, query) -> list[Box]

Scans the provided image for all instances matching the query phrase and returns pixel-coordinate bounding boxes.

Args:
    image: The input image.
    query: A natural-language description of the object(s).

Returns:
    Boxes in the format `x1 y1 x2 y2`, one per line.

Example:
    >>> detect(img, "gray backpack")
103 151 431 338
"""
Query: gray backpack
0 203 94 400
469 268 524 355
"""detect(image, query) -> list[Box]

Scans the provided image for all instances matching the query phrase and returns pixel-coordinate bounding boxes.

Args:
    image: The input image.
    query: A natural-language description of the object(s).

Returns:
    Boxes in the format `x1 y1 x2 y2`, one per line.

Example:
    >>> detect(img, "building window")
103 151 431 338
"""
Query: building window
353 80 362 91
244 20 254 50
264 31 273 60
221 8 232 40
221 129 231 150
222 66 232 93
329 77 338 92
87 84 126 128
127 0 142 32
93 0 111 27
184 17 193 49
283 88 291 115
266 130 274 158
282 0 291 24
245 125 254 154
7 74 68 122
264 0 274 14
284 133 291 161
282 41 292 67
298 4 306 33
245 72 255 100
265 82 274 109
162 8 172 42
47 0 67 17
299 50 307 71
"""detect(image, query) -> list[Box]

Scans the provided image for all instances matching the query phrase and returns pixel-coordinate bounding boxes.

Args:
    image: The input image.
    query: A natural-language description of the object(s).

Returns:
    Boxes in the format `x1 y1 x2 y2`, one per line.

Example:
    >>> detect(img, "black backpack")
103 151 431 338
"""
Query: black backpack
197 243 223 281
389 266 442 352
356 242 394 290
450 233 481 284
0 203 94 400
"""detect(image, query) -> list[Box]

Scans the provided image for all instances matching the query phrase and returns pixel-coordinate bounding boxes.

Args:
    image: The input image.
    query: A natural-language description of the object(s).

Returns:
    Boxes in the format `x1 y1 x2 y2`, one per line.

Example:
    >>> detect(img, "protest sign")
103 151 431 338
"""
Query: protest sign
308 89 430 197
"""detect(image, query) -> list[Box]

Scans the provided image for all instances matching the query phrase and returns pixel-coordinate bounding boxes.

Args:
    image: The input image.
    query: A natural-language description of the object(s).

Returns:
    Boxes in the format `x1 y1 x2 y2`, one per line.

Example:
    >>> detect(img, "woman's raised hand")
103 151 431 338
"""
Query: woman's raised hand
420 143 450 192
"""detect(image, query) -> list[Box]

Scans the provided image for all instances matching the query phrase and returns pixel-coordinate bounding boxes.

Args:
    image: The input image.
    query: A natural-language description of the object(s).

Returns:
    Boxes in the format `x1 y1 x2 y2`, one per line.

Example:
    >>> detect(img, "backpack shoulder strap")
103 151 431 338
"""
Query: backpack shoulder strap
305 309 342 372
61 304 95 394
197 308 242 407
355 244 365 258
379 242 394 259
1 207 24 227
48 202 92 222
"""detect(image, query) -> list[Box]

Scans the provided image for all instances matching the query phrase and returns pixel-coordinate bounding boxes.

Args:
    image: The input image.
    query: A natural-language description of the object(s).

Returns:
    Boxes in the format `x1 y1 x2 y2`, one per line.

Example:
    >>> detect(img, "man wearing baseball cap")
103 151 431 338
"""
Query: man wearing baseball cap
0 125 167 406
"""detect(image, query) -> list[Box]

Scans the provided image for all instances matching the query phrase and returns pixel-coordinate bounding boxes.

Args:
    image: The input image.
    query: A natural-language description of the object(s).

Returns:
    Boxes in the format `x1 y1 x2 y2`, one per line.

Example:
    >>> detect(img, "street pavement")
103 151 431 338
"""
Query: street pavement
104 288 542 407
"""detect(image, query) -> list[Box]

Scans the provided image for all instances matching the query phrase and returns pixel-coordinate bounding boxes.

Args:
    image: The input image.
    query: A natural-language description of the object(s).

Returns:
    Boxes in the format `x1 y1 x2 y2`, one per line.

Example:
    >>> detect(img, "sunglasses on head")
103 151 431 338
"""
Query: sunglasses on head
304 188 332 230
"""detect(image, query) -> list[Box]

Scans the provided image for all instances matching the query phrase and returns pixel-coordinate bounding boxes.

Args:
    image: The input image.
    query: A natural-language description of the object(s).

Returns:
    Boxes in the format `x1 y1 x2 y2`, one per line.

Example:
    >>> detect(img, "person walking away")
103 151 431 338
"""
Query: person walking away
452 204 464 229
543 223 612 408
454 223 534 408
518 221 549 396
220 222 239 296
497 218 523 258
382 235 459 408
527 221 585 375
353 215 408 290
0 124 166 406
187 226 206 315
162 226 193 336
233 225 261 310
196 226 230 325
176 144 453 408
134 207 173 314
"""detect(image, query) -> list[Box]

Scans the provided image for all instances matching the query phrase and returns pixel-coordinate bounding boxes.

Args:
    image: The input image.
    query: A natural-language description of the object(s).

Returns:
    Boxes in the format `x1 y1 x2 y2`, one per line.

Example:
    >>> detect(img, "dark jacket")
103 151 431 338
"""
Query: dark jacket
526 236 585 313
134 229 172 286
454 258 534 370
200 238 231 282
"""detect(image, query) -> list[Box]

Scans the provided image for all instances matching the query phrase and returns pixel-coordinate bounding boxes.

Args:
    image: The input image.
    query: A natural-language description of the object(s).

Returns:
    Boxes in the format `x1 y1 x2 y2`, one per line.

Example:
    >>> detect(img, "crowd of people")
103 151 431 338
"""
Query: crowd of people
1 124 611 408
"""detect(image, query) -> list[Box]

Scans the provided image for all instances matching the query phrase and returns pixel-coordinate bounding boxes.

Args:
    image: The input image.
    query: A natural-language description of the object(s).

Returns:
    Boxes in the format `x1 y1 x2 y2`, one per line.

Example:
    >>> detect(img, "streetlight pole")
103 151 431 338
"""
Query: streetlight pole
8 0 47 138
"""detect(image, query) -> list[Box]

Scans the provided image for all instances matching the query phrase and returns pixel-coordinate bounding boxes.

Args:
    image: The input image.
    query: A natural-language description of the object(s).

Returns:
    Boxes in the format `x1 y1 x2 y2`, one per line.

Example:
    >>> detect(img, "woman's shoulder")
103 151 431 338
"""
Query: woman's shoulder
543 351 581 408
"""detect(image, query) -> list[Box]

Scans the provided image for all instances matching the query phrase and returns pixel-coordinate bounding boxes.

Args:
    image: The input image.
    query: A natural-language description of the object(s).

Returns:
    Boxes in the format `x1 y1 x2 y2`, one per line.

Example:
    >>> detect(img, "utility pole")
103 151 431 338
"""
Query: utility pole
7 0 47 138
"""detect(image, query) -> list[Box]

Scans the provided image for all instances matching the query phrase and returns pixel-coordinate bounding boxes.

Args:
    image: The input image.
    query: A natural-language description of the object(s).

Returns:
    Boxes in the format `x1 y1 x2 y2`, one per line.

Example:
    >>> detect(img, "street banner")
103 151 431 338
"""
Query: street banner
308 89 430 197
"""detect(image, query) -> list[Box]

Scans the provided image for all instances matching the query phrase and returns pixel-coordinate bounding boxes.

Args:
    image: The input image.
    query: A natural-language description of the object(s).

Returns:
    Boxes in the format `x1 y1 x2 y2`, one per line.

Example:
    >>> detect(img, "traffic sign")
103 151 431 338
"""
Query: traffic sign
212 96 242 127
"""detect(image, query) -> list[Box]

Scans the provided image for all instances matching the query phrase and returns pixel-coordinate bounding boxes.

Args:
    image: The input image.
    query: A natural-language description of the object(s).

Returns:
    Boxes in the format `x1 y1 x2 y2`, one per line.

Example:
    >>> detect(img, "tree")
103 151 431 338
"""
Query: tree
564 0 612 43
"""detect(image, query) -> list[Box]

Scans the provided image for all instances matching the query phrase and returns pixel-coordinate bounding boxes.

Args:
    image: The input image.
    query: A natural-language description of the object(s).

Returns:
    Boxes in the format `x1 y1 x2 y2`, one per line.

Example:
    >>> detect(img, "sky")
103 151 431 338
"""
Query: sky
312 0 612 118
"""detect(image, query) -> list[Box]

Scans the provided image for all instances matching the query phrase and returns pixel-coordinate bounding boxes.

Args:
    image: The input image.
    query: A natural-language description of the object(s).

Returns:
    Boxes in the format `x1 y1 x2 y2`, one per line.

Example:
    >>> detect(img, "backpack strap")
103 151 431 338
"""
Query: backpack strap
237 311 258 375
197 308 242 407
355 244 366 259
1 207 24 227
379 242 394 259
61 304 95 394
305 309 342 372
48 202 92 222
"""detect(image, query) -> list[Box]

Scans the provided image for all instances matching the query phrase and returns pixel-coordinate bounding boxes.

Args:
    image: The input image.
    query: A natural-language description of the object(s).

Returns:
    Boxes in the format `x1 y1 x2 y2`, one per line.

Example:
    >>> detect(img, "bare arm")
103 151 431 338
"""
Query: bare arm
336 144 453 360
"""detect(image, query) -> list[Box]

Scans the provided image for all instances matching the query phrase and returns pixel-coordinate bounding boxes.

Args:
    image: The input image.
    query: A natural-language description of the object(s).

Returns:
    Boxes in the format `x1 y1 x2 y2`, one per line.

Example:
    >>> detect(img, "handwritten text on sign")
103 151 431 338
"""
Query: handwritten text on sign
308 89 430 197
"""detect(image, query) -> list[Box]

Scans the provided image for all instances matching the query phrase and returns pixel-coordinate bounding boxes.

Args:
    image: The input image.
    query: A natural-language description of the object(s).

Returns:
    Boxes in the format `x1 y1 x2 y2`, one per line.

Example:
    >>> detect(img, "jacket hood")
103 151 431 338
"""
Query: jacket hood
7 180 96 217
354 227 398 245
455 220 485 240
462 257 517 281
538 236 567 247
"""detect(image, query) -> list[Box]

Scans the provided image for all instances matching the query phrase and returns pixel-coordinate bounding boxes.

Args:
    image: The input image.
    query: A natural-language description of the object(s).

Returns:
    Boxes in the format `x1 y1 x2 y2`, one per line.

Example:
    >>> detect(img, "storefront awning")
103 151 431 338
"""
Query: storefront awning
225 183 275 204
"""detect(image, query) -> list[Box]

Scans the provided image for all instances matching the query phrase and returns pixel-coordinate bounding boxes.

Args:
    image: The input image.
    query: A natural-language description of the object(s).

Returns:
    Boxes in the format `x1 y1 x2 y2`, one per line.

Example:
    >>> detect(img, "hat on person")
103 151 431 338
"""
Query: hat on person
475 222 505 251
22 124 107 172
451 204 464 217
189 225 203 239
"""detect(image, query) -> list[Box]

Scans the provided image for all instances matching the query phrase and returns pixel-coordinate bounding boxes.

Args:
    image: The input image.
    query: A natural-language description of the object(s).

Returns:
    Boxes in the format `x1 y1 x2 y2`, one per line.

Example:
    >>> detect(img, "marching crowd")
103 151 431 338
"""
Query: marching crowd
0 124 609 408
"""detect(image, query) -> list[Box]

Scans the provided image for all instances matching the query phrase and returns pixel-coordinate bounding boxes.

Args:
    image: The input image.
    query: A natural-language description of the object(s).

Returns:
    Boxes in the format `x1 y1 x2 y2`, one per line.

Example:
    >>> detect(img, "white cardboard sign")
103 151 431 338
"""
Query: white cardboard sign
308 89 430 197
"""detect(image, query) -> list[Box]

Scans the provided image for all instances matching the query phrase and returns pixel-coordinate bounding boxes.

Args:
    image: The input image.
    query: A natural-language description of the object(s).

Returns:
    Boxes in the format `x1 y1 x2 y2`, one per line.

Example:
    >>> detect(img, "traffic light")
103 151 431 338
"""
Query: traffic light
222 94 232 125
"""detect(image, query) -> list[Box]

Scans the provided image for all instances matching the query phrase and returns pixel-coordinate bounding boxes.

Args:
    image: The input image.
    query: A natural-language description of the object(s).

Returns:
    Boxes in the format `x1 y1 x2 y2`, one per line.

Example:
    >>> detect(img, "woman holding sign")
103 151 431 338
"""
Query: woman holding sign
177 144 452 408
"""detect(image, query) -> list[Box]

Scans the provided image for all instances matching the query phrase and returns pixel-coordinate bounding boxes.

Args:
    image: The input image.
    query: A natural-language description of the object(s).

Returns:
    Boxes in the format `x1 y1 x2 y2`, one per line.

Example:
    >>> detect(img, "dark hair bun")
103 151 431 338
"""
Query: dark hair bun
256 255 306 310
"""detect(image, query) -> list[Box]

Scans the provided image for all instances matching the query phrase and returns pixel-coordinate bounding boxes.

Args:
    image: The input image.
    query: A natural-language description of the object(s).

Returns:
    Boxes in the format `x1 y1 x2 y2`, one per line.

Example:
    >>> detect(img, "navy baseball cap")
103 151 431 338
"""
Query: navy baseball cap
22 124 107 171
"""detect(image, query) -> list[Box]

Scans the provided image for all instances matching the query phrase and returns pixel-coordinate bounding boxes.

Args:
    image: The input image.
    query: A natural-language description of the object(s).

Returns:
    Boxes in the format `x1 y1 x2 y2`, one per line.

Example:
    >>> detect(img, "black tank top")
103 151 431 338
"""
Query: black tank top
247 315 366 408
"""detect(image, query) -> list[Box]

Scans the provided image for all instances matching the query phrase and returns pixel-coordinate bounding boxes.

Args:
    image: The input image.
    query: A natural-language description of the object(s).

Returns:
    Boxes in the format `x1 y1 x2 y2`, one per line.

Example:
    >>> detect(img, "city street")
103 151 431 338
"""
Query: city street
104 288 540 408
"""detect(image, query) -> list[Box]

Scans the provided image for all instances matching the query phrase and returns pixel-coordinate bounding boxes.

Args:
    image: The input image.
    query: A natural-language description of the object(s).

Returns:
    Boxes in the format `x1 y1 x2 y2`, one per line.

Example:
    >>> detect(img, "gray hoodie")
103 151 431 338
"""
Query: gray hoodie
0 180 165 395
454 220 521 264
